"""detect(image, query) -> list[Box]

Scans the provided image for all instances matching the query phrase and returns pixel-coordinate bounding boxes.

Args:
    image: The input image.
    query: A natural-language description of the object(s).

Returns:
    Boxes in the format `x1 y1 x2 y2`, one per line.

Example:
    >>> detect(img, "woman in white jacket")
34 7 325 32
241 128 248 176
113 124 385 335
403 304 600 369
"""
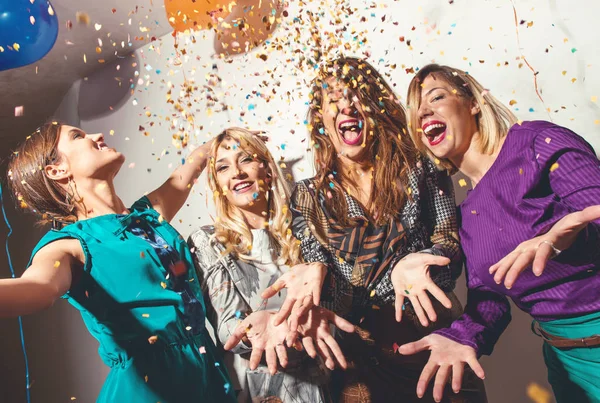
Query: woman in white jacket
188 127 354 402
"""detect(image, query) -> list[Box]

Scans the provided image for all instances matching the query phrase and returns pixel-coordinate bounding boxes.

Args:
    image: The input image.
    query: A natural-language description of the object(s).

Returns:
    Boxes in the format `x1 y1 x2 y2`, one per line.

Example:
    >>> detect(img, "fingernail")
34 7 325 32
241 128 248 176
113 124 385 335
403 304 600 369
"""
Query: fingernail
505 285 511 290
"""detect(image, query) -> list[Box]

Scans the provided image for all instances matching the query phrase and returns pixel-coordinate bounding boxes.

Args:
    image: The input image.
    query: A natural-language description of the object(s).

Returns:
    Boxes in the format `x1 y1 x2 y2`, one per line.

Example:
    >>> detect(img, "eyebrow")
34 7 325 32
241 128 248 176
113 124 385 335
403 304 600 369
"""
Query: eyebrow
423 86 445 97
216 149 246 164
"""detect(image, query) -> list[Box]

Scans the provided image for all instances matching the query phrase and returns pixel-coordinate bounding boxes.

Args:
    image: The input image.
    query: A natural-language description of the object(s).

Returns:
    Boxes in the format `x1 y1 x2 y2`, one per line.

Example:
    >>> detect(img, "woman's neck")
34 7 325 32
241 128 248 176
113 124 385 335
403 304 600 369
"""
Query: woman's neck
451 133 506 188
73 178 128 220
239 196 269 230
336 157 373 205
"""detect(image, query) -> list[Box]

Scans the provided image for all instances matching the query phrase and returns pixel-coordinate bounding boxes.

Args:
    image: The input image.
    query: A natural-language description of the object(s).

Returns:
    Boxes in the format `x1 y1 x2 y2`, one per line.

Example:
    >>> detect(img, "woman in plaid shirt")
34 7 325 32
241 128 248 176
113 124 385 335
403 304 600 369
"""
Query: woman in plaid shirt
265 57 487 403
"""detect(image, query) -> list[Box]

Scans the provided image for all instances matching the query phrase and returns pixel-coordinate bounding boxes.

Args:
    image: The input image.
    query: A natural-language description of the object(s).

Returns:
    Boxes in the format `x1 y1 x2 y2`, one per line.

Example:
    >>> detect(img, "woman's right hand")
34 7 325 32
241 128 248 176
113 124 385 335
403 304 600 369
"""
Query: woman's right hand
261 262 327 328
223 310 290 375
399 334 485 402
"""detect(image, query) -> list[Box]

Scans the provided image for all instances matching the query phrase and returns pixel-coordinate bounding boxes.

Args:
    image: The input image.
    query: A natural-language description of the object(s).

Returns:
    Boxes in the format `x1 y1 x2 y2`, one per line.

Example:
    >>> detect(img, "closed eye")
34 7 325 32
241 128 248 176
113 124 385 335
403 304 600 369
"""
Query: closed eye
216 165 228 173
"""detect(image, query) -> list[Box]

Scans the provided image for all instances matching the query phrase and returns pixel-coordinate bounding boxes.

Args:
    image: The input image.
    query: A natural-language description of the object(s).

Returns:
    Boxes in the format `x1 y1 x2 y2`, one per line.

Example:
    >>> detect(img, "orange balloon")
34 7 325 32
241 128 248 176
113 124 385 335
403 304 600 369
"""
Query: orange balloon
164 0 231 32
213 0 283 55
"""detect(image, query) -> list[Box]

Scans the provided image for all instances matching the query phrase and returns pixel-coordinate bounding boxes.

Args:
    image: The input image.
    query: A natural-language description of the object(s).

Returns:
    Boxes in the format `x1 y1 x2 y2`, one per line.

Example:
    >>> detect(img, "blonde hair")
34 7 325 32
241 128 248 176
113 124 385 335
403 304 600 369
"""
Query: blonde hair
406 64 518 174
206 127 300 266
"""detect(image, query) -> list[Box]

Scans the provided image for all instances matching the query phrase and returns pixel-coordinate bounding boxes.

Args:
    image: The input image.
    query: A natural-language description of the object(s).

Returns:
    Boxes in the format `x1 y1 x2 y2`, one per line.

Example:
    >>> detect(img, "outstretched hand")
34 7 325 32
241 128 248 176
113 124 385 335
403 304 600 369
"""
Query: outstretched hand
223 310 290 375
490 205 600 289
391 253 453 327
399 334 485 402
290 306 355 370
261 262 326 329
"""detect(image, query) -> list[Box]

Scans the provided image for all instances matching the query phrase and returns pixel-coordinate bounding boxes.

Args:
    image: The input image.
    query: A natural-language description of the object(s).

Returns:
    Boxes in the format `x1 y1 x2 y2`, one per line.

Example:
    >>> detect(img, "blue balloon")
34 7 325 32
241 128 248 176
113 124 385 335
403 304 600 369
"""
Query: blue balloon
0 0 59 72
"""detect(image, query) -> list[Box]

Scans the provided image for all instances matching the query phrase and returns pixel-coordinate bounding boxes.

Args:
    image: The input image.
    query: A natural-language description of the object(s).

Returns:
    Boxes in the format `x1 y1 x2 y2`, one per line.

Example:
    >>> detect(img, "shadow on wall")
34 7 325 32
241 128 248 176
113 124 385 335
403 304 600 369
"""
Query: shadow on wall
78 53 138 121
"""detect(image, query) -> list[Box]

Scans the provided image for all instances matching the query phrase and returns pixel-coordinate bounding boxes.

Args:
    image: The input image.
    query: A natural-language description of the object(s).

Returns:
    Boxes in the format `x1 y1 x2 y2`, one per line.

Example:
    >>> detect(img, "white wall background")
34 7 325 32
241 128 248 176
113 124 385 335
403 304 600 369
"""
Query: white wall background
2 0 600 402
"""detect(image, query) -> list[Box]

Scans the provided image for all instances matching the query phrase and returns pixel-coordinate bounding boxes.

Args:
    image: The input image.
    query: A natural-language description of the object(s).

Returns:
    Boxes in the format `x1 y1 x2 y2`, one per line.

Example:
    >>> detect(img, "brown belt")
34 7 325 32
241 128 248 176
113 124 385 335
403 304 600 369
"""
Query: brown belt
533 322 600 349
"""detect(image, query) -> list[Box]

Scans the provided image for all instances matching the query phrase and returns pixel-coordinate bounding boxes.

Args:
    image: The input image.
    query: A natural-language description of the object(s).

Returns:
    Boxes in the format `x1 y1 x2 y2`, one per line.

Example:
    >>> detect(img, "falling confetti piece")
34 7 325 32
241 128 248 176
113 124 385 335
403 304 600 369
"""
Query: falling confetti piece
545 137 552 144
549 162 559 172
142 313 150 318
392 342 400 353
148 335 158 344
76 11 90 26
458 178 467 187
509 100 517 106
94 23 102 31
14 106 23 116
199 346 207 354
13 43 20 51
53 261 60 268
592 96 598 103
526 382 552 403
30 16 35 25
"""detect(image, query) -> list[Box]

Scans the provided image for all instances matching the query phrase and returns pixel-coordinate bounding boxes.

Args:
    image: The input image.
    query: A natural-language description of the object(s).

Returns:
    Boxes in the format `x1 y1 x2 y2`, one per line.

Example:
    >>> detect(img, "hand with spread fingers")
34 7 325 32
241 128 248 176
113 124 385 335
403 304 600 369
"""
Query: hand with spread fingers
223 310 291 375
287 306 355 371
399 334 485 402
489 205 600 289
261 262 327 329
391 253 453 327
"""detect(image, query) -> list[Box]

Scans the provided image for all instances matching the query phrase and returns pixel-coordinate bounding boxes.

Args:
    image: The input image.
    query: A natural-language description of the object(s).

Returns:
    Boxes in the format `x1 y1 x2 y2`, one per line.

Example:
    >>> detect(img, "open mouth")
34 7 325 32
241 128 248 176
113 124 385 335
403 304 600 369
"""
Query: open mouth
337 119 364 146
97 142 113 151
422 121 447 146
232 181 253 193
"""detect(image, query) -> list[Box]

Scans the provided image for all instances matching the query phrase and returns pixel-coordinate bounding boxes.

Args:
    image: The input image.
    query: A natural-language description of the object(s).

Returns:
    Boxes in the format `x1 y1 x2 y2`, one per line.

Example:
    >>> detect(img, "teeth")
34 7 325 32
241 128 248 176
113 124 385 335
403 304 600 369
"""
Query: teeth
234 182 252 191
423 123 446 135
339 120 361 130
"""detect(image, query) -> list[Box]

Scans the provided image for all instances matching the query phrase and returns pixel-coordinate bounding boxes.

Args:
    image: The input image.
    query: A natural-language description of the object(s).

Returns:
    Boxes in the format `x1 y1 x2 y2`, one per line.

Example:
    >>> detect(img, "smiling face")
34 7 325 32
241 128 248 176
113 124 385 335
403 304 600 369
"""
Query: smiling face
416 74 480 162
51 125 125 181
320 77 371 163
214 136 270 212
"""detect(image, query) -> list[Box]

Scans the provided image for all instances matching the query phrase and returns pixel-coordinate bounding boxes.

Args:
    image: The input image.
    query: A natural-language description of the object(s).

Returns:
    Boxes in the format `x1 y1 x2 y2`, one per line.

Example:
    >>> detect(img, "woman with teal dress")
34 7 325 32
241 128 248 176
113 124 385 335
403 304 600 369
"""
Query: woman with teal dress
2 121 236 402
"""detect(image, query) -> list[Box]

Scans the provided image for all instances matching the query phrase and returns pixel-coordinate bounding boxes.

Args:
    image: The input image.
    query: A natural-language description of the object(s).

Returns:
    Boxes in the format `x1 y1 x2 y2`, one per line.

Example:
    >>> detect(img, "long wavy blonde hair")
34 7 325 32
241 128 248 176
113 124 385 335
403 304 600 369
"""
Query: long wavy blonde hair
406 64 518 174
206 127 300 266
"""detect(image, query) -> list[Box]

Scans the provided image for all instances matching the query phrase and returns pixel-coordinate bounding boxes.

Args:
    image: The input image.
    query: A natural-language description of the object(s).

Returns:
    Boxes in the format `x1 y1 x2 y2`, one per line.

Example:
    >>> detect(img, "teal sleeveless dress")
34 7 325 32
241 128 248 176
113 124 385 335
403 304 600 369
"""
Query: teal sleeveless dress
28 196 235 403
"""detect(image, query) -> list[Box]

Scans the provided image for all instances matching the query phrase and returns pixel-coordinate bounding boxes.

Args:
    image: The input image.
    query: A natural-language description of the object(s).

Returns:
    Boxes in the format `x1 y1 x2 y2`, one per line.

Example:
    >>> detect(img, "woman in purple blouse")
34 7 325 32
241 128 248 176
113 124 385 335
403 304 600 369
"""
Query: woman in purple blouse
400 63 600 403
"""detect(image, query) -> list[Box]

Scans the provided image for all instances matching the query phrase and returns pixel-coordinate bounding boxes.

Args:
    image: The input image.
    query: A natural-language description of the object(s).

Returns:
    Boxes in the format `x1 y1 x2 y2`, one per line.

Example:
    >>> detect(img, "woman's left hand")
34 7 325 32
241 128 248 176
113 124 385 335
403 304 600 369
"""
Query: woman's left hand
390 253 453 327
490 205 600 289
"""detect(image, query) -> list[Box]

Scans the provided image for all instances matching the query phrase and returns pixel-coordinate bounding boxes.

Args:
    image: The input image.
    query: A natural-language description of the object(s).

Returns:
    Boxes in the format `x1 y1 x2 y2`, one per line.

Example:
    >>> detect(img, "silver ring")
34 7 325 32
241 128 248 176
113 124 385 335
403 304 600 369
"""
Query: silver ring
538 240 561 257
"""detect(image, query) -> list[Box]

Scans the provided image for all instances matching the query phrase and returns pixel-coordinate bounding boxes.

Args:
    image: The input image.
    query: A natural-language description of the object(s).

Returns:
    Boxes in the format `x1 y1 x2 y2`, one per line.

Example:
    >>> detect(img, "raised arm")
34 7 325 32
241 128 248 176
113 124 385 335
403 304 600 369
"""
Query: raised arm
0 239 79 317
490 125 600 288
263 181 328 325
147 140 213 222
391 157 461 326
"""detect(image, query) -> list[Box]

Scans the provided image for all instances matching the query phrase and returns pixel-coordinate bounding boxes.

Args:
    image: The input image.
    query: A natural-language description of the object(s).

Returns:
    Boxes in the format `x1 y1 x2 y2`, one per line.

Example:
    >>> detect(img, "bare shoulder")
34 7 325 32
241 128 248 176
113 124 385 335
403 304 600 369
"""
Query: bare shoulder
32 238 85 268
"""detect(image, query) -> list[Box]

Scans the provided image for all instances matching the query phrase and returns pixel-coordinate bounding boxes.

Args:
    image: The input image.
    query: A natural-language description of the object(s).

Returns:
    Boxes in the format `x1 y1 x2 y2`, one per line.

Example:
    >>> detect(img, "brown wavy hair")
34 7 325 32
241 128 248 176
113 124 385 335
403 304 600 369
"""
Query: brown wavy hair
307 56 417 226
7 121 79 228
